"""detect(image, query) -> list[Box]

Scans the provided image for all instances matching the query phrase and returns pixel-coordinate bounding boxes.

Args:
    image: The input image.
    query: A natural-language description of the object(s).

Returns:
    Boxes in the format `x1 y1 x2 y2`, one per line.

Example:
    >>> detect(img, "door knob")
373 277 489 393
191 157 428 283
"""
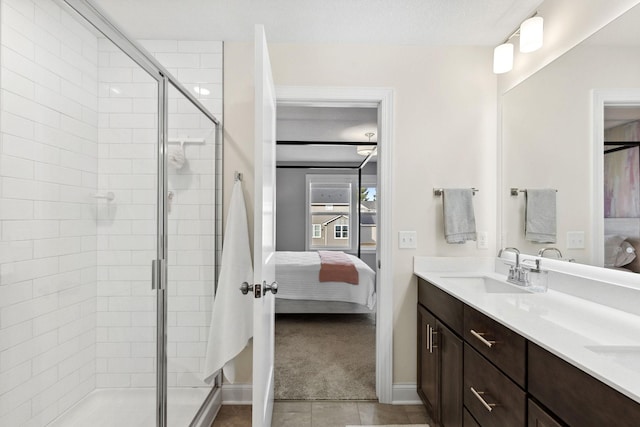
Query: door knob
240 282 253 295
263 281 278 295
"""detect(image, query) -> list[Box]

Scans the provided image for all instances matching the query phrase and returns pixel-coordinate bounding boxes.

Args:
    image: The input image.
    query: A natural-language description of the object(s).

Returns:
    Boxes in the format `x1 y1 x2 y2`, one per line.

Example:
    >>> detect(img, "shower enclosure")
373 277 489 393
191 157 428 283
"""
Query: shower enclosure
0 0 222 425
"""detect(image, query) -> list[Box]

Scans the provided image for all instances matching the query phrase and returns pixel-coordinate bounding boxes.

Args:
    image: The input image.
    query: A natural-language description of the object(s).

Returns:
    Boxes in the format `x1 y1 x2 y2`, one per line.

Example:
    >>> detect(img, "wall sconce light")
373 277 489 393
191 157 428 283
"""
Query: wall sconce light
520 16 544 53
493 13 543 74
493 43 514 74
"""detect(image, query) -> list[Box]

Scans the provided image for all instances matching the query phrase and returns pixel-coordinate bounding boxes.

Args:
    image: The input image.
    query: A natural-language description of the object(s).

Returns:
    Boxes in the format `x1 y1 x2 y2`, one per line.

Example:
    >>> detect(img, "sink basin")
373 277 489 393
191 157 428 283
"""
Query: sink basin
441 276 532 294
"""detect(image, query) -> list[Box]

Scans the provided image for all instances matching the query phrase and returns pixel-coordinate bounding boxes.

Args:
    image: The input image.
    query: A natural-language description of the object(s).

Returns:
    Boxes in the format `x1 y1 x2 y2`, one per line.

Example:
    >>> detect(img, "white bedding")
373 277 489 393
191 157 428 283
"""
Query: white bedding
274 251 376 310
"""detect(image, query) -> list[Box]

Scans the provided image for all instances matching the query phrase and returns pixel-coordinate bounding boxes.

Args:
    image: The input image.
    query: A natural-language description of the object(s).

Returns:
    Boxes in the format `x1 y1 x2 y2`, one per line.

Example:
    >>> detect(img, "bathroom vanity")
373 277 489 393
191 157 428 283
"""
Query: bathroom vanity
415 257 640 427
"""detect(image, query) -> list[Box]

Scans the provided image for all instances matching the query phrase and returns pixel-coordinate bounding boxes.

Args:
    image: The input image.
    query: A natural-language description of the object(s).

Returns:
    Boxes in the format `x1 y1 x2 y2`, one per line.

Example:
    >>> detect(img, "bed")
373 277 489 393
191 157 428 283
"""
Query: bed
604 218 640 272
274 251 376 313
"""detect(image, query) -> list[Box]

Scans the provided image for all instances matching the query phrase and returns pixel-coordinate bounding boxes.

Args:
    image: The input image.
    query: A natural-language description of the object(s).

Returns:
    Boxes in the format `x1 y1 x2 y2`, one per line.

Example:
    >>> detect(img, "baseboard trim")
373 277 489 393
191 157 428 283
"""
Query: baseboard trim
221 383 253 404
220 383 420 406
392 383 421 405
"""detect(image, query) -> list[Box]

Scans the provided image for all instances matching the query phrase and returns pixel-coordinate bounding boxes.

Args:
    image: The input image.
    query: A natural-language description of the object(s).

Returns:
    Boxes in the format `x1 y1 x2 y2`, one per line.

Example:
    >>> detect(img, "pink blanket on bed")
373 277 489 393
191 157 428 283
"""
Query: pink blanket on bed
318 251 359 285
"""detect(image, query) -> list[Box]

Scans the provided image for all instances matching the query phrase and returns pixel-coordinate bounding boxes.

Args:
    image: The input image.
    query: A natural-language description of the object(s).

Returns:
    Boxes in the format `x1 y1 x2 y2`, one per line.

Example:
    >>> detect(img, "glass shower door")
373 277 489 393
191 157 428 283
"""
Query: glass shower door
164 81 218 424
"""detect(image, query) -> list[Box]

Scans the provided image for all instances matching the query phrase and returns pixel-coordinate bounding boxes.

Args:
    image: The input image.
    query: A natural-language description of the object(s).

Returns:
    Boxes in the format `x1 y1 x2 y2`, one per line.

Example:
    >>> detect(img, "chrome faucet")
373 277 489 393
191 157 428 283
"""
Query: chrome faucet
498 247 526 286
538 247 563 259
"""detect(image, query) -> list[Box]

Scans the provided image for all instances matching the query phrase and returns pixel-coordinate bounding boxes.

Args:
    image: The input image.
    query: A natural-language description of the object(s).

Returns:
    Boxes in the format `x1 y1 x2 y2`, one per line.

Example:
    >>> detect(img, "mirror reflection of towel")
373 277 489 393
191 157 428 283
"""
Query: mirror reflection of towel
525 189 557 243
443 189 477 244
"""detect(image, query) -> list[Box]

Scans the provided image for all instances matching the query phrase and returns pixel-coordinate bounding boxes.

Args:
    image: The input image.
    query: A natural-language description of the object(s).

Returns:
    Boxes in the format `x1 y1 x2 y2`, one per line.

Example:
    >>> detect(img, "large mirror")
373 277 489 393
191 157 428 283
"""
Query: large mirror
500 3 640 272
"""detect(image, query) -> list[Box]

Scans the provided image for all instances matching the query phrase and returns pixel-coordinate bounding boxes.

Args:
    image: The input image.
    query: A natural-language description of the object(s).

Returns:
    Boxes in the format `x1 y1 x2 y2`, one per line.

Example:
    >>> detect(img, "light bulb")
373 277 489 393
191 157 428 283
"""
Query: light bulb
520 16 544 53
493 43 514 74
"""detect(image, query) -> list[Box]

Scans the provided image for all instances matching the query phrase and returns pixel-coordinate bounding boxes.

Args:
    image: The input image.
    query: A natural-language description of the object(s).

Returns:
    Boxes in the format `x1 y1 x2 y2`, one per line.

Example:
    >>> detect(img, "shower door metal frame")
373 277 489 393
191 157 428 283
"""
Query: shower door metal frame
60 2 222 426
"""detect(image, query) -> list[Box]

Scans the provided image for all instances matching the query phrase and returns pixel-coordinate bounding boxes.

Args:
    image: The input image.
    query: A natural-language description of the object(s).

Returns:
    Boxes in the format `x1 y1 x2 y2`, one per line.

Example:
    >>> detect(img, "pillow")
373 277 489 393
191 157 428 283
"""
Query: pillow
604 235 636 267
622 237 640 272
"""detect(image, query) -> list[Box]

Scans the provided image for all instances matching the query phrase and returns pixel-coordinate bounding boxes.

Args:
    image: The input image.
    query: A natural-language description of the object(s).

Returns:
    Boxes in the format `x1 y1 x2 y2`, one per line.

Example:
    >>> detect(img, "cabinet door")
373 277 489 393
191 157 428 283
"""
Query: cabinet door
417 304 439 422
528 400 564 427
438 319 463 427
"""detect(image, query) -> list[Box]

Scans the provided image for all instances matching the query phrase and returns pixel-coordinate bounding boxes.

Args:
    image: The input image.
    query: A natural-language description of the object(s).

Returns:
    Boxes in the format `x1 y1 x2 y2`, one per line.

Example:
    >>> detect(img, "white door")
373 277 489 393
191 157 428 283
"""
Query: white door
252 24 277 427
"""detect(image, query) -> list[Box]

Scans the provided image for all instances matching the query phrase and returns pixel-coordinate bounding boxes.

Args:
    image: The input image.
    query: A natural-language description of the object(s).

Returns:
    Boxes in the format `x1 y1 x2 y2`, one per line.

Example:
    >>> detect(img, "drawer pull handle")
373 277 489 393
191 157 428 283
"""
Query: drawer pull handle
470 329 496 348
427 325 438 353
426 324 431 351
470 387 496 412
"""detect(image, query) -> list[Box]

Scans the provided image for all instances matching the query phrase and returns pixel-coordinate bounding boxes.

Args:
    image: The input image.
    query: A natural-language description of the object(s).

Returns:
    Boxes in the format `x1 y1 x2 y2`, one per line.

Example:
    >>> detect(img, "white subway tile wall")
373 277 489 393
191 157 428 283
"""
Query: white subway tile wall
0 0 223 424
0 0 99 425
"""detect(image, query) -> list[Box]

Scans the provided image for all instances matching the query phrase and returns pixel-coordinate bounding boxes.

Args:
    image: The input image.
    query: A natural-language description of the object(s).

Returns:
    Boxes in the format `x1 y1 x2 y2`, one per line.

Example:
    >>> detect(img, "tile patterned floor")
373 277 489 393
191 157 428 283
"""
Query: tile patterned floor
212 401 433 427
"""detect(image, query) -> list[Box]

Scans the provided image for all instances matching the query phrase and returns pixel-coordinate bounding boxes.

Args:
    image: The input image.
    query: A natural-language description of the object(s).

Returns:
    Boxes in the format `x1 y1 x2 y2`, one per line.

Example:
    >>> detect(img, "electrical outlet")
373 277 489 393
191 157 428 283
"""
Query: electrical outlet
566 231 585 249
477 231 488 249
399 231 417 249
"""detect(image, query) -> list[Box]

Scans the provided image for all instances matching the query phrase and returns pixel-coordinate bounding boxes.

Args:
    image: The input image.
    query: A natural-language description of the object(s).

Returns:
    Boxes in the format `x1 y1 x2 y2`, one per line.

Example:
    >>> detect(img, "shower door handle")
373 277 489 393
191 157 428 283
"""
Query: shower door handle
151 259 166 290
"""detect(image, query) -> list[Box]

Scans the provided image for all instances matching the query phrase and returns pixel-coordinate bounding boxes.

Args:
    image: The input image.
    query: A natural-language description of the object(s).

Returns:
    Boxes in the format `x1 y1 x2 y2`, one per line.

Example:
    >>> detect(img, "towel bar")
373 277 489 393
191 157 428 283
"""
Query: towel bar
433 188 479 196
510 188 558 196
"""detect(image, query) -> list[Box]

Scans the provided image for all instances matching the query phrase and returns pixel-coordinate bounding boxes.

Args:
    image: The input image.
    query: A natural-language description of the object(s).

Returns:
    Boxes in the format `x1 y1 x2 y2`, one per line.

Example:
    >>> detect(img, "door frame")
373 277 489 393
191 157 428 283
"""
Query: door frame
276 86 394 403
592 89 640 266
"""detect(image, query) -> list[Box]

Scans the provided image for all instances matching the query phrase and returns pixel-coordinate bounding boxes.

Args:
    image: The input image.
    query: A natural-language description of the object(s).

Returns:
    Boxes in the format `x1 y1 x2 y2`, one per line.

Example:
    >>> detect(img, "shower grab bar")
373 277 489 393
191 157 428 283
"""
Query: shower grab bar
168 138 205 144
92 192 115 201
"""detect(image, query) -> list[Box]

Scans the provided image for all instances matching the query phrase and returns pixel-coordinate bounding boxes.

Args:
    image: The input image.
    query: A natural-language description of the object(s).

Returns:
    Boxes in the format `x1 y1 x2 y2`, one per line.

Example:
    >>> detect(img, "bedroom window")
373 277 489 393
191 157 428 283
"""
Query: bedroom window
306 174 358 250
360 177 377 251
334 224 349 239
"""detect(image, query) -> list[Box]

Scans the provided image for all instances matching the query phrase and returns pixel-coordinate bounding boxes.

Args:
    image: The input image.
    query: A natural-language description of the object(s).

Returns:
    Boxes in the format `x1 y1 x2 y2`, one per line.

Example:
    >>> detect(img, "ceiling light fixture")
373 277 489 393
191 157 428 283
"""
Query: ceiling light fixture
492 13 543 74
357 132 376 156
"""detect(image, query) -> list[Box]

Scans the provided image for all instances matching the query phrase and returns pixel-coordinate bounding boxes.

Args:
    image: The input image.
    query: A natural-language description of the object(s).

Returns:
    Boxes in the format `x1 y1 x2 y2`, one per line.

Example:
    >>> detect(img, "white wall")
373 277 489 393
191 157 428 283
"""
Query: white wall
0 0 99 424
223 42 497 385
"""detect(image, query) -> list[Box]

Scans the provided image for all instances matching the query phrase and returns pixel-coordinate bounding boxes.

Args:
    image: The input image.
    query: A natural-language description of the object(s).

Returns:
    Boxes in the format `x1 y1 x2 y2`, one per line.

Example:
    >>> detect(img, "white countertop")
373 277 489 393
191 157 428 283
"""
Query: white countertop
414 256 640 404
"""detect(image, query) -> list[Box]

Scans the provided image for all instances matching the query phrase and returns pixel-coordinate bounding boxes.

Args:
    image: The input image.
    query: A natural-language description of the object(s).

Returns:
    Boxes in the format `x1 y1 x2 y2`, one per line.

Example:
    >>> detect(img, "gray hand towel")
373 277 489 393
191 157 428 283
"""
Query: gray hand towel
525 189 557 243
443 189 477 244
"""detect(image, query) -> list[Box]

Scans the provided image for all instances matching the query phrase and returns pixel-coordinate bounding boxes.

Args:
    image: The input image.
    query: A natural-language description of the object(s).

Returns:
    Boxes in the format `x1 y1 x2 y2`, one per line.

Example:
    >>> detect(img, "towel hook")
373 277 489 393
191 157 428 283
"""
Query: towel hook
234 171 243 182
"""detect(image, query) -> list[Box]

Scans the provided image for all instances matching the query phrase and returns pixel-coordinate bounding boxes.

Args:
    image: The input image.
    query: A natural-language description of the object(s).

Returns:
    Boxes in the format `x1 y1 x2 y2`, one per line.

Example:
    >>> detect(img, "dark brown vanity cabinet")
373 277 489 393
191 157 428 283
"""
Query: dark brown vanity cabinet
528 400 564 427
417 279 463 427
417 277 640 427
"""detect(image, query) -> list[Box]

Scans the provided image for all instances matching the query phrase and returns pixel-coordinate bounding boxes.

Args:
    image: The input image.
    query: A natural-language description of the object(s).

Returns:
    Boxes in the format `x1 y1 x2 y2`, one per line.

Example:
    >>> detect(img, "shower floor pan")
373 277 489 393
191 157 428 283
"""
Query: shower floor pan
48 387 210 426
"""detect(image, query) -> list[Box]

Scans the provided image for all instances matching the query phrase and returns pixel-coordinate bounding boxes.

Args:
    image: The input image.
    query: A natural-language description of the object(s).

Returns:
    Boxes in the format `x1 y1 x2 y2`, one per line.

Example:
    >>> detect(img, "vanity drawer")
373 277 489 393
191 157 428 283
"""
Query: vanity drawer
464 304 526 387
464 343 526 427
529 343 640 427
464 408 481 427
418 277 463 334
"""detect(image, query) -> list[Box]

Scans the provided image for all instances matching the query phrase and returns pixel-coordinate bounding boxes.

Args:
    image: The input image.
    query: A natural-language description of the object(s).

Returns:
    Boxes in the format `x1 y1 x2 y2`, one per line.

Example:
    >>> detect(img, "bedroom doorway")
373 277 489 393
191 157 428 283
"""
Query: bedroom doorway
273 104 379 400
272 86 394 403
593 91 640 266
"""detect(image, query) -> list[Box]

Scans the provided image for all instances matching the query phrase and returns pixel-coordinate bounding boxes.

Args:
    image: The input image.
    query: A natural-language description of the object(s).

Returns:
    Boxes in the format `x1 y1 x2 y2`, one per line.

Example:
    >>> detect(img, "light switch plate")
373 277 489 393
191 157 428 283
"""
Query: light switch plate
566 231 585 249
399 231 417 249
477 231 488 249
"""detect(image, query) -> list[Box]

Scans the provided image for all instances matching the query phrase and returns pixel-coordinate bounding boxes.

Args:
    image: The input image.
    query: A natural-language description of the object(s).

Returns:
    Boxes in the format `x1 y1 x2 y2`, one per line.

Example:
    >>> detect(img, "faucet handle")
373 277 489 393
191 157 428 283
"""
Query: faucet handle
521 258 541 273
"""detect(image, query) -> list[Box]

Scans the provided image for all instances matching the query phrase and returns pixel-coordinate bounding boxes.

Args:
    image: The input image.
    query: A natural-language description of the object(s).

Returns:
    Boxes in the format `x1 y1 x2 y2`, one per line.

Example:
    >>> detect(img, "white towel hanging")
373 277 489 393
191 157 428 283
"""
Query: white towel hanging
202 180 253 383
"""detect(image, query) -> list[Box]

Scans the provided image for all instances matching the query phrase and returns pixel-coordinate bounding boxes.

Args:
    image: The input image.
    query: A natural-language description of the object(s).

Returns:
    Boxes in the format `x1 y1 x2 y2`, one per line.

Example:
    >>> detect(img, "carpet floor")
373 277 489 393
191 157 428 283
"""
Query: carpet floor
274 313 376 400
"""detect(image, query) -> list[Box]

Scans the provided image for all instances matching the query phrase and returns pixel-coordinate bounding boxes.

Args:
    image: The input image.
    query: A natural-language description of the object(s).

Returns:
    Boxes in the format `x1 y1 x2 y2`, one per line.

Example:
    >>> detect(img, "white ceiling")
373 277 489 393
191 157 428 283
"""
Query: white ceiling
277 106 377 165
92 0 543 46
604 106 640 130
